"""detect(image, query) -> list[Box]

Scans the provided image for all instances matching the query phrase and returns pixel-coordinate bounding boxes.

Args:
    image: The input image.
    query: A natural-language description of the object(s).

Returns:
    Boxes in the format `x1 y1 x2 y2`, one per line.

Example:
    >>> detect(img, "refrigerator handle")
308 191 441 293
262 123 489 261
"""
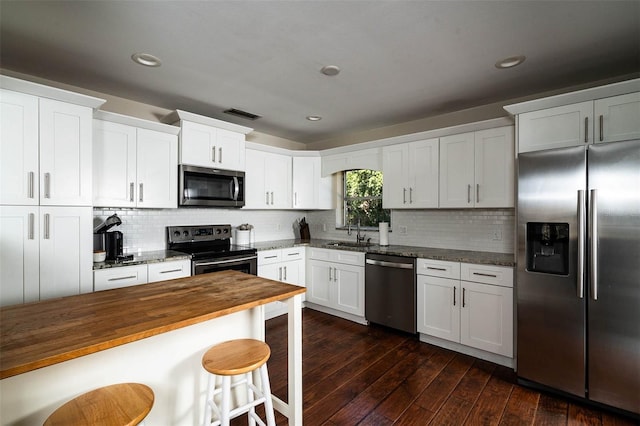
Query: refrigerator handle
590 189 598 300
577 190 585 299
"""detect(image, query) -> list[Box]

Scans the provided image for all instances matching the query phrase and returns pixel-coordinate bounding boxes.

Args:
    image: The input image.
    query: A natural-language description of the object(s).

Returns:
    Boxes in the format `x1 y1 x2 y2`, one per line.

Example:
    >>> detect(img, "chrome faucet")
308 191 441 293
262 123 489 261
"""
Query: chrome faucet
356 220 366 244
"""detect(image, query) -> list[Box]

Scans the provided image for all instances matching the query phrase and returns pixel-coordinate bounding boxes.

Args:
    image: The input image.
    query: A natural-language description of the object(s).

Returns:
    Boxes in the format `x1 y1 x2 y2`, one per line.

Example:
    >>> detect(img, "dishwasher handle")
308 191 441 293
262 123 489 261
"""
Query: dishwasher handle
365 259 414 270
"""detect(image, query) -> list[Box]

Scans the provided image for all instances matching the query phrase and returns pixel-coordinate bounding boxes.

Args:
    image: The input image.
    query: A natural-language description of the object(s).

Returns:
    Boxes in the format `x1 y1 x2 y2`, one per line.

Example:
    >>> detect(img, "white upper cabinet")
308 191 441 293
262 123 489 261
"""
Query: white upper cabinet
0 90 39 205
292 156 334 210
439 126 514 208
506 79 640 153
245 149 292 209
383 138 439 209
93 113 178 208
162 110 252 171
1 89 95 207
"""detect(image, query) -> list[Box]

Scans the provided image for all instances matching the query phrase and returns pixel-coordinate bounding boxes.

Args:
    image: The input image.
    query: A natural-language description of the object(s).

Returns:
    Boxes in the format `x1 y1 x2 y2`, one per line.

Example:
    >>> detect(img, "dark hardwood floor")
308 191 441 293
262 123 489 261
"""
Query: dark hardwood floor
260 308 636 426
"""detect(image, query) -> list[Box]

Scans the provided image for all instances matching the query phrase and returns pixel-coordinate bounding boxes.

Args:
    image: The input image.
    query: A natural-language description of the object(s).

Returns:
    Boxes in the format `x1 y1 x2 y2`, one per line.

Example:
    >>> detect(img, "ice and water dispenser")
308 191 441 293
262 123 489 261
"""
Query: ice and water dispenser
526 222 569 275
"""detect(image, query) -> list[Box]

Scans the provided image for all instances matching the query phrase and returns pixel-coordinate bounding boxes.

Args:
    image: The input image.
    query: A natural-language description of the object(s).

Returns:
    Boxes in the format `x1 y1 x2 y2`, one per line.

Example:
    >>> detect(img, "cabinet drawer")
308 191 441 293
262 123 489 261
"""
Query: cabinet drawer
94 265 147 291
148 259 191 283
281 246 304 261
416 259 460 279
460 263 513 288
258 250 282 265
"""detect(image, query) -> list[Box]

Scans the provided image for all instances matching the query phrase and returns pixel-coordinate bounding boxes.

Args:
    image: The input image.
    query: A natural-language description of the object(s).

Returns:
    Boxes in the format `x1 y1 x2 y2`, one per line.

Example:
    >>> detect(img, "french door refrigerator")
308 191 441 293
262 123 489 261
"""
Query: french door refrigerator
516 139 639 416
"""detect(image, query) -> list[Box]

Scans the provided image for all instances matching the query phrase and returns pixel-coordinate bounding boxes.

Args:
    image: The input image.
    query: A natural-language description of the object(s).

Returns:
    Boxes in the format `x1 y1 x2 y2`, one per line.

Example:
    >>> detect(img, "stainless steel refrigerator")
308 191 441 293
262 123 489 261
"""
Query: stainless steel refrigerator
517 139 639 416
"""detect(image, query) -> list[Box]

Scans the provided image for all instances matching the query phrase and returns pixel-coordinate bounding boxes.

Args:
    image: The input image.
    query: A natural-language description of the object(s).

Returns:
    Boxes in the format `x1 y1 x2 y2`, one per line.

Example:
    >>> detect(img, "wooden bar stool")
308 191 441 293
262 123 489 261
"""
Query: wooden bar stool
202 339 276 426
43 382 154 426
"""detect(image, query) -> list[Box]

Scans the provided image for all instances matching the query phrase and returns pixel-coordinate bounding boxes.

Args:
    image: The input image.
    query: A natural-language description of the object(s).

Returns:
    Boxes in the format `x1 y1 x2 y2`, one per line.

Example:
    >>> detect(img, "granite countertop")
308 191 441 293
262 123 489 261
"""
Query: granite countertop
93 249 191 270
248 239 515 267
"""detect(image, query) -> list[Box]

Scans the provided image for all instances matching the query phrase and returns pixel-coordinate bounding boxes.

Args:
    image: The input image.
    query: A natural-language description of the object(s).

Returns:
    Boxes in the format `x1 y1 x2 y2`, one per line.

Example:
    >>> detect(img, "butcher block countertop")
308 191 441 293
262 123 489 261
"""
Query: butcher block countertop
0 271 305 379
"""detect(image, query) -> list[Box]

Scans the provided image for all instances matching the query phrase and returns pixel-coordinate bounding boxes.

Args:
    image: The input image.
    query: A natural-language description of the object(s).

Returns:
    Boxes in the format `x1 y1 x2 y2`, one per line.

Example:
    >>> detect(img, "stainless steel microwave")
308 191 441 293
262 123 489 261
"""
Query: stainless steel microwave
178 164 244 207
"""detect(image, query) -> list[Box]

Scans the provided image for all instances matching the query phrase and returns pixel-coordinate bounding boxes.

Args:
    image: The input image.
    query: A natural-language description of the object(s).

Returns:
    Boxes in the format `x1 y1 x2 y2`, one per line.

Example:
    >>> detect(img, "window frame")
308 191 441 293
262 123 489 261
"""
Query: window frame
339 169 390 231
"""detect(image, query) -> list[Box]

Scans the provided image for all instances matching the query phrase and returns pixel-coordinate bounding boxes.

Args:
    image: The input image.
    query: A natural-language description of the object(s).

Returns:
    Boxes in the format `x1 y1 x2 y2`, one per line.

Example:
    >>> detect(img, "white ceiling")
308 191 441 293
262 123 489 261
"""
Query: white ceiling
1 1 638 143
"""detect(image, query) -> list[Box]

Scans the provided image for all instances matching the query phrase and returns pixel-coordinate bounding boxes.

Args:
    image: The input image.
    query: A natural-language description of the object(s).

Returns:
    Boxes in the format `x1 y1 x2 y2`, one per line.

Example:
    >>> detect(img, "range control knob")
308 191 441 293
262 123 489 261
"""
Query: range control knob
173 231 180 237
183 230 189 237
215 228 222 234
223 228 229 234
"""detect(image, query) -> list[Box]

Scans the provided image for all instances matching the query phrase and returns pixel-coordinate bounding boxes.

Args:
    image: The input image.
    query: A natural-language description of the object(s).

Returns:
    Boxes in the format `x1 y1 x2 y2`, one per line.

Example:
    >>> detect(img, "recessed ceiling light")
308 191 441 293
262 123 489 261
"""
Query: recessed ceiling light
495 55 526 69
306 115 322 121
321 65 340 76
131 52 162 67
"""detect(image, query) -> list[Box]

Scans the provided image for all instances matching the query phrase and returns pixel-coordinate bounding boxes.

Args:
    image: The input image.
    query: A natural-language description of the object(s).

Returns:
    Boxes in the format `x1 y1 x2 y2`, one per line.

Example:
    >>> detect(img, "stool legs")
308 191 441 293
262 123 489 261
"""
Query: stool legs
259 364 276 426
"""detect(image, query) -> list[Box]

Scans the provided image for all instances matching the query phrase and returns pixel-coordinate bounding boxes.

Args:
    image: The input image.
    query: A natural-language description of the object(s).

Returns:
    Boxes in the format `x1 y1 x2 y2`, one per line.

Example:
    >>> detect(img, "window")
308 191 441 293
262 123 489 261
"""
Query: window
343 169 391 228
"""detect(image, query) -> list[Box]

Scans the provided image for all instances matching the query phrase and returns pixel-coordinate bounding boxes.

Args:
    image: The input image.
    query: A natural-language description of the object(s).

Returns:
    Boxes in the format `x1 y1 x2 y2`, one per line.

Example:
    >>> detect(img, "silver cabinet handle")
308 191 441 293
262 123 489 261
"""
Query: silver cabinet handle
130 182 135 202
159 269 182 274
28 172 35 199
283 266 287 281
28 213 35 240
328 266 332 281
334 267 337 281
270 192 274 205
577 190 585 298
108 275 137 281
427 266 447 271
219 147 222 163
584 117 589 143
476 184 479 203
265 191 269 205
403 188 407 204
462 287 466 308
212 146 216 163
44 213 50 239
599 114 604 141
44 172 51 199
279 266 282 281
590 189 598 300
287 252 299 257
453 286 456 306
409 187 413 203
294 192 298 206
264 255 278 259
467 184 471 203
139 183 144 202
472 272 497 278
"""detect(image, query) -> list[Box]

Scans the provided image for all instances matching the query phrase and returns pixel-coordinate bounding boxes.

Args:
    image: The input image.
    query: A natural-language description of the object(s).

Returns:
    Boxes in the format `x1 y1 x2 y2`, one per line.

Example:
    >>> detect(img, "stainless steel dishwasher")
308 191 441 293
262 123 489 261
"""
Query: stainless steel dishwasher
365 253 416 334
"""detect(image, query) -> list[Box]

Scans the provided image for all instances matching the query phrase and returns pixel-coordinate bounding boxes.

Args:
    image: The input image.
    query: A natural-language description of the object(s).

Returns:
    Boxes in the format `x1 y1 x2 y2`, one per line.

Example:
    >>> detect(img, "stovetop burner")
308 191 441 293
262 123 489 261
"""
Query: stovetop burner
167 224 257 260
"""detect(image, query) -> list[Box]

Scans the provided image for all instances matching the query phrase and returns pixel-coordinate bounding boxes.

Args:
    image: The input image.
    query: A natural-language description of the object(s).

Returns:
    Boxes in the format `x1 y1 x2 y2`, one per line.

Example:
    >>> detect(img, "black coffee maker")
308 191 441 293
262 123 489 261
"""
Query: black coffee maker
94 214 124 261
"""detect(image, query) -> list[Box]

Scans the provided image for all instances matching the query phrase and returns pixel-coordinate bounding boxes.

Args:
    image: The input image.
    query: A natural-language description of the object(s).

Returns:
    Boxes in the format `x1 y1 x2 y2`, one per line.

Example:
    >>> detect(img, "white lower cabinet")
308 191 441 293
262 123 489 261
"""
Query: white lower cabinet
258 247 305 319
306 248 365 321
93 259 191 292
417 259 513 361
0 205 93 307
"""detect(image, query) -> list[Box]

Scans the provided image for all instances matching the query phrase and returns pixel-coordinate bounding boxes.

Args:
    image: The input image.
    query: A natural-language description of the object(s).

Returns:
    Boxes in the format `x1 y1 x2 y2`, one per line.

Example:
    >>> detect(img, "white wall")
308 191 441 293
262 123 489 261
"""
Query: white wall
306 208 515 254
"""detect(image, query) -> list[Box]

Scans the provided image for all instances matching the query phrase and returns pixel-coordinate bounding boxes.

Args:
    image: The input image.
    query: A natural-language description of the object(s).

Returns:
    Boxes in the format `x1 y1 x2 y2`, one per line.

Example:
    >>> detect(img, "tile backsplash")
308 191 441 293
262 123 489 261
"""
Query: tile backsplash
94 207 515 256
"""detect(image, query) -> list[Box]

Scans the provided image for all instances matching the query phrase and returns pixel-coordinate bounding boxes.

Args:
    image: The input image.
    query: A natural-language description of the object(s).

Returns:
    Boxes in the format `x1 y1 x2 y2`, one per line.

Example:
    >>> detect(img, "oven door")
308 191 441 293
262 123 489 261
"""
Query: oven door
179 164 245 207
193 255 257 276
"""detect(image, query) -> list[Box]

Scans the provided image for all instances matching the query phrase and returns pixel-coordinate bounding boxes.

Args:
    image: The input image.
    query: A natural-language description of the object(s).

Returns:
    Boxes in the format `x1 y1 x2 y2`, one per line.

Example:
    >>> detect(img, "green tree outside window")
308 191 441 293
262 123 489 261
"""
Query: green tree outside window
344 170 391 227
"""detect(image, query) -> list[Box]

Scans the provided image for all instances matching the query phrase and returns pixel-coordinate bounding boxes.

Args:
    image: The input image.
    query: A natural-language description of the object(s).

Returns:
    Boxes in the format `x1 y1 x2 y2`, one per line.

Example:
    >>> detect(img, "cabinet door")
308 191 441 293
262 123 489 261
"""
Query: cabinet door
594 92 640 144
179 120 215 167
460 281 513 357
382 144 409 208
0 206 39 306
136 129 178 208
292 157 319 209
258 262 281 281
39 206 93 300
474 127 514 208
39 99 93 206
518 101 593 153
244 149 268 208
92 120 137 207
417 275 460 342
267 152 292 208
216 128 245 171
306 260 332 307
147 259 190 283
409 138 439 208
93 264 148 291
334 263 364 316
439 132 475 208
0 90 39 205
281 260 302 286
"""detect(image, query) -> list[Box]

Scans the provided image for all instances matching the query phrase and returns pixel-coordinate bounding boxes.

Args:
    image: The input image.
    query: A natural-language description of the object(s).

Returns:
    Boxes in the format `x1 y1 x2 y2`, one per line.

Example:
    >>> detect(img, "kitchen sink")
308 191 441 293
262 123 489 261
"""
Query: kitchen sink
325 241 372 248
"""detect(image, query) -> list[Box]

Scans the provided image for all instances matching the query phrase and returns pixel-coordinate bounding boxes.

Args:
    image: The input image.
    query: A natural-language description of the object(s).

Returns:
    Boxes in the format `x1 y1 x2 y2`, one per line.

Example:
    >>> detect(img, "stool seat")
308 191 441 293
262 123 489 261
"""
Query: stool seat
202 338 271 375
44 383 154 426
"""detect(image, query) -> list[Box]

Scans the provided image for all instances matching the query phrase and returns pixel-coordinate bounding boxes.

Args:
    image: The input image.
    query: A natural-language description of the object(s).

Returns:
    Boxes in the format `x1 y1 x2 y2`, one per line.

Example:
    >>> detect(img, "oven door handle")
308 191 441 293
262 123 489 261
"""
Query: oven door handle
195 256 257 267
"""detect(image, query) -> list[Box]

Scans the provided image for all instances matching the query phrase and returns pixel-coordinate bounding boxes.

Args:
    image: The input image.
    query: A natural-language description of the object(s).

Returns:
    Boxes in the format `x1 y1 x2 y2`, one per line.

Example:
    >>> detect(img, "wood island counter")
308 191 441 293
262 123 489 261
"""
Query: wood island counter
0 270 305 425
